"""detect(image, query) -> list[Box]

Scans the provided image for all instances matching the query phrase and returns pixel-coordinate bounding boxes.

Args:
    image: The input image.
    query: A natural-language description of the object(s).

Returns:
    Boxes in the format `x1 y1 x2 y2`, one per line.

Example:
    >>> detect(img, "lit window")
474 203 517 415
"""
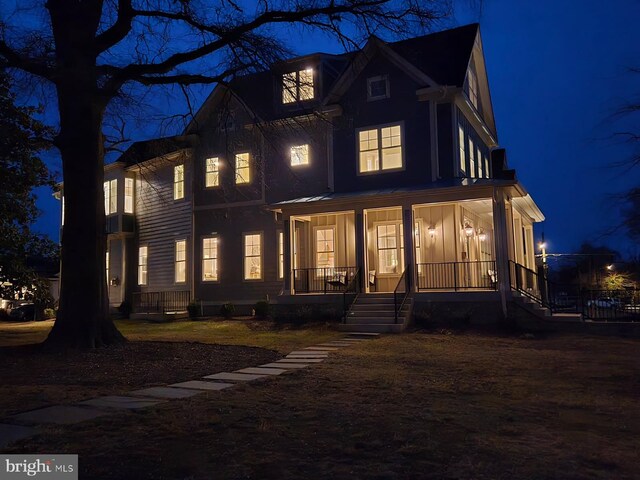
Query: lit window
476 145 483 178
235 153 250 184
376 224 404 274
103 179 117 215
367 76 389 100
468 137 476 178
202 237 218 281
138 246 148 285
174 164 184 200
458 124 466 175
124 177 134 213
315 228 335 269
282 69 314 104
175 240 186 283
484 152 490 178
278 231 284 279
106 248 110 286
358 125 403 173
290 144 309 166
467 67 479 109
244 233 262 280
205 157 219 187
61 195 65 226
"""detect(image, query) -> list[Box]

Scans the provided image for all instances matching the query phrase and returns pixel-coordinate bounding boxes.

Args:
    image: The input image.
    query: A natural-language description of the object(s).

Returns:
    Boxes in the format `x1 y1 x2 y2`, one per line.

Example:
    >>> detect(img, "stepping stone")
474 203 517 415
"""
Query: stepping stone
9 405 110 425
261 362 308 369
170 380 235 391
0 423 38 448
346 332 380 337
130 386 202 399
236 367 287 375
277 358 324 363
304 346 338 351
287 354 328 358
204 372 268 382
340 338 368 341
80 396 164 410
319 342 351 346
287 350 329 357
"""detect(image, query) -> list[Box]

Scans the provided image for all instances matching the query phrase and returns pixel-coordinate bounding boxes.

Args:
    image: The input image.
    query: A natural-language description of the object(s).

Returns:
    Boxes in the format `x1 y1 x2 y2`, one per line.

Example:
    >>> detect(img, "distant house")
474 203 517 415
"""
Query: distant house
58 24 547 330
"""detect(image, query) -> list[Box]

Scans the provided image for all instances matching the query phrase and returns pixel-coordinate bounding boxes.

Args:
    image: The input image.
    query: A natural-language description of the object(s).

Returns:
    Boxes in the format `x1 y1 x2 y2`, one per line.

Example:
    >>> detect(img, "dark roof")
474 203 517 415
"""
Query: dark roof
272 177 515 207
389 23 478 86
117 136 194 166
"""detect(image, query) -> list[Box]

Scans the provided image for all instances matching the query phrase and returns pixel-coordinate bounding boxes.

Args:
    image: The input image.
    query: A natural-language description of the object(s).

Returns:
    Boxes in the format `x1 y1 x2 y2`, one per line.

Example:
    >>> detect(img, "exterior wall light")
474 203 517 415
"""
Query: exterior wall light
477 228 487 241
464 223 474 237
427 225 437 237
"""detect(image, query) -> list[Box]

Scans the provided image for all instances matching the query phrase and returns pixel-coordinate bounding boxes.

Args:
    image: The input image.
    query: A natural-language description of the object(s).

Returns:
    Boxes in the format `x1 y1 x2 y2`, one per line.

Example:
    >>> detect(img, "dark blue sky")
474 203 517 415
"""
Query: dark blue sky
32 0 640 258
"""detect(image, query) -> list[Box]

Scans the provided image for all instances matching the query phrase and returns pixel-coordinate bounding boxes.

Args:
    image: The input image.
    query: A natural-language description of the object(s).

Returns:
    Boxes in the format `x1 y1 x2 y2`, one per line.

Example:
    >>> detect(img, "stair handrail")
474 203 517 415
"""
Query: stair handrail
342 267 361 324
393 265 411 324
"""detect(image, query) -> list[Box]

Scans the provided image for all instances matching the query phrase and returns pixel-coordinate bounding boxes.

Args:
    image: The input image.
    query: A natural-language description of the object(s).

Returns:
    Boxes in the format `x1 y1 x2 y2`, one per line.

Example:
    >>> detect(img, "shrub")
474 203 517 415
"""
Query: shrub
220 302 235 319
118 301 132 319
187 301 199 319
254 300 271 319
43 308 56 319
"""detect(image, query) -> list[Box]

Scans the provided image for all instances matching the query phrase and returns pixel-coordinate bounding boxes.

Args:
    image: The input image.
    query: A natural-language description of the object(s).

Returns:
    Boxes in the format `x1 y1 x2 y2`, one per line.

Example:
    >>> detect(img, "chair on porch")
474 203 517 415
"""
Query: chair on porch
488 269 498 289
326 270 348 288
368 270 376 292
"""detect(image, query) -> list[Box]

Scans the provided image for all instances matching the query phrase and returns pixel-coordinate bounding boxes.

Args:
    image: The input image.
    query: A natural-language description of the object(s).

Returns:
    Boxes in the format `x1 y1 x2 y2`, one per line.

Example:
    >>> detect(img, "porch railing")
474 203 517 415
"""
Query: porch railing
582 289 640 322
393 266 411 324
416 261 497 291
342 268 361 323
293 266 359 294
132 290 191 314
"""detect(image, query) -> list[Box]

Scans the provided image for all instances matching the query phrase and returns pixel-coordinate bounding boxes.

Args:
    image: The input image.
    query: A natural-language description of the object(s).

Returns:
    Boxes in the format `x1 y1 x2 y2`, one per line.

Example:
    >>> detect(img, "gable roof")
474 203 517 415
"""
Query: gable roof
389 23 479 87
118 136 195 167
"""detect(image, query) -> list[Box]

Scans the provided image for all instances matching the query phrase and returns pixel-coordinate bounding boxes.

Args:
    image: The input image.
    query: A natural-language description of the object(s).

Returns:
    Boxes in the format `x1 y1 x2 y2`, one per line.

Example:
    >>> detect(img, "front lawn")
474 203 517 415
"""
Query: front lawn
3 330 639 479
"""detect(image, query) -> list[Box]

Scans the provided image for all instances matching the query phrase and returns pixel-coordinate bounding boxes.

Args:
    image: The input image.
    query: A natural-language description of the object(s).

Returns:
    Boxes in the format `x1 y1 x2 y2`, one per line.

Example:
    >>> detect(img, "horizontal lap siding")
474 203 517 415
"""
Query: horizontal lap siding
135 159 192 293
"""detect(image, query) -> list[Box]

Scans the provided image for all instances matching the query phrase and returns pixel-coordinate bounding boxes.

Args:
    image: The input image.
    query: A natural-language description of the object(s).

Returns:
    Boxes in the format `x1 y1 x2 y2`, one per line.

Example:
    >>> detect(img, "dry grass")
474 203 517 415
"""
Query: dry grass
3 329 639 479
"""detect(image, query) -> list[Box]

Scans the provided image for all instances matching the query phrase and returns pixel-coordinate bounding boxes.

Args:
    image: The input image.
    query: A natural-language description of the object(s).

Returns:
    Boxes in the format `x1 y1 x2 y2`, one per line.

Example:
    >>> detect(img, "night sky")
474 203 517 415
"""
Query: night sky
32 0 640 259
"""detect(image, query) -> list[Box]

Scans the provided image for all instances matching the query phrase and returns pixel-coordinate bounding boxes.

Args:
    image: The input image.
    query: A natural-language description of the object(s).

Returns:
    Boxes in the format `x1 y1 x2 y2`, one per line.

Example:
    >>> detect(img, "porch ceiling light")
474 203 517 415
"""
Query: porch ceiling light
464 223 474 237
477 228 487 242
427 225 437 237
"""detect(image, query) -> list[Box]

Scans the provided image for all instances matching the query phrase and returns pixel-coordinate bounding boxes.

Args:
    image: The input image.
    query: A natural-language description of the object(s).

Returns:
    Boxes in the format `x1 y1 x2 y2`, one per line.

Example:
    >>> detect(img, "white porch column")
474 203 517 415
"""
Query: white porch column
283 215 292 295
492 187 511 317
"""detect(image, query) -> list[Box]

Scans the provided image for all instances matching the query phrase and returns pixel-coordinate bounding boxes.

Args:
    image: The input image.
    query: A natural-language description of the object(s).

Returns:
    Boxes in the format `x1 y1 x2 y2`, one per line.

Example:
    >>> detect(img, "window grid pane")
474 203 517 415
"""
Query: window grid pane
174 165 184 199
290 144 309 166
278 232 284 279
124 178 134 213
235 153 250 184
299 69 314 101
202 237 218 281
458 124 466 174
282 72 297 104
315 228 335 268
138 246 148 285
205 157 219 187
244 234 262 279
377 224 400 274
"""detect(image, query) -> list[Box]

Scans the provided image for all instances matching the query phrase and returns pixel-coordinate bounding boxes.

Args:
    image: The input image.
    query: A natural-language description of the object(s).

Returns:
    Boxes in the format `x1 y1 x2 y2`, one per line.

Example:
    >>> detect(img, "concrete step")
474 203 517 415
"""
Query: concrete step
348 310 406 318
339 323 406 333
346 316 406 325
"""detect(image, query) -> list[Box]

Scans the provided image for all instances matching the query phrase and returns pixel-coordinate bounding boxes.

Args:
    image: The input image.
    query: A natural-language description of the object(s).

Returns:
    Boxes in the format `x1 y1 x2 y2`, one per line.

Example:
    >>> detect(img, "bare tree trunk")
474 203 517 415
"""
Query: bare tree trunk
42 1 126 348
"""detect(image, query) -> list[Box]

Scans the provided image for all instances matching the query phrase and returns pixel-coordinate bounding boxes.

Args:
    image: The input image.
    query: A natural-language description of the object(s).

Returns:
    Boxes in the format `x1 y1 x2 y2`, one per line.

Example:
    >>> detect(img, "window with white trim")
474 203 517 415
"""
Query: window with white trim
138 246 148 285
174 164 184 200
476 144 483 178
205 157 219 187
358 124 403 173
467 67 479 109
468 137 476 178
124 177 134 213
376 223 404 274
315 228 335 269
282 69 314 104
105 249 110 286
367 75 389 100
458 124 466 175
244 233 262 280
175 240 186 283
278 231 284 279
202 237 219 281
104 179 117 215
290 144 309 166
235 153 250 184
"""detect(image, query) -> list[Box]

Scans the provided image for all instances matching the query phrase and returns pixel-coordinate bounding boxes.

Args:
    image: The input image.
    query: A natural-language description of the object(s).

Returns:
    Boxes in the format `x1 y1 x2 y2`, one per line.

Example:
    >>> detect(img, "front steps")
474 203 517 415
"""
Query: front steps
511 292 582 322
339 293 413 333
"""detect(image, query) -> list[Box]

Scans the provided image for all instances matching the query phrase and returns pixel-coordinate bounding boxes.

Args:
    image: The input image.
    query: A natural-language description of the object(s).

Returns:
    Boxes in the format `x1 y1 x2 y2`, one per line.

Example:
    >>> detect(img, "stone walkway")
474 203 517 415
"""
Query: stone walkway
0 333 379 449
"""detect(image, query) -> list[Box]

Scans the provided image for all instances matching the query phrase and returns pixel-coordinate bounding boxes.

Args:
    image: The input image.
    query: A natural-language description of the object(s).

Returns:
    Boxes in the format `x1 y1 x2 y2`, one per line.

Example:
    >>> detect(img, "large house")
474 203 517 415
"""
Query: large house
59 24 548 331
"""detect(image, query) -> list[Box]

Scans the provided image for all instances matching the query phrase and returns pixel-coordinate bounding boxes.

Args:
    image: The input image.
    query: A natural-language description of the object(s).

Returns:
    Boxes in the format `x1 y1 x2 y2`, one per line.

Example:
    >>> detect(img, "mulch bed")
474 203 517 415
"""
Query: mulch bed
0 341 281 418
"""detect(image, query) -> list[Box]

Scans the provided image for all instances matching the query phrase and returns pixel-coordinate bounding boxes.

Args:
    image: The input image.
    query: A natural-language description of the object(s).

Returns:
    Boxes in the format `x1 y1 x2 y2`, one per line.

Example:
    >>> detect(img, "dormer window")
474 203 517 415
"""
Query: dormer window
367 75 389 101
282 68 314 104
